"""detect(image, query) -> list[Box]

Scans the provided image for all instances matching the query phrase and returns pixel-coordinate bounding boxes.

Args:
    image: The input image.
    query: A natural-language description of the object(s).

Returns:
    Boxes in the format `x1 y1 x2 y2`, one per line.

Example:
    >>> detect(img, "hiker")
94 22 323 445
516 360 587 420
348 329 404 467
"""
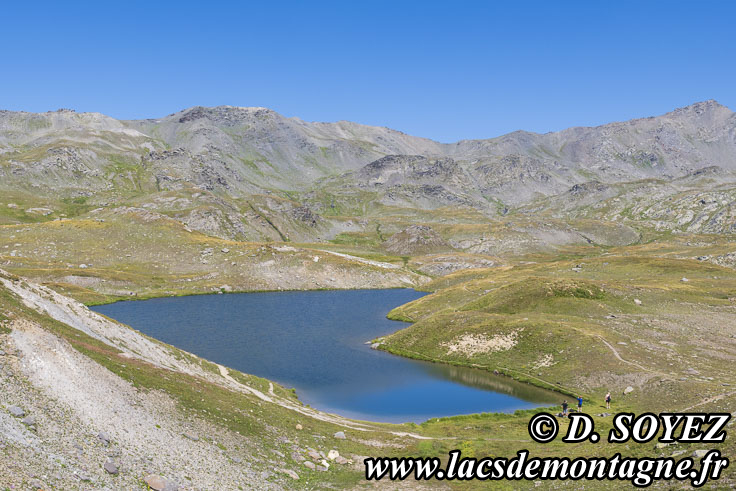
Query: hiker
605 392 611 409
562 400 568 416
577 395 583 412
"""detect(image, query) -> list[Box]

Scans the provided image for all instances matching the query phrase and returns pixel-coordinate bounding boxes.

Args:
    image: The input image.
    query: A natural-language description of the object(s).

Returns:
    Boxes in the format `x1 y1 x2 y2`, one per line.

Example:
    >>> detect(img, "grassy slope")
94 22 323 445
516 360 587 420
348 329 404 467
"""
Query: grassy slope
2 203 736 487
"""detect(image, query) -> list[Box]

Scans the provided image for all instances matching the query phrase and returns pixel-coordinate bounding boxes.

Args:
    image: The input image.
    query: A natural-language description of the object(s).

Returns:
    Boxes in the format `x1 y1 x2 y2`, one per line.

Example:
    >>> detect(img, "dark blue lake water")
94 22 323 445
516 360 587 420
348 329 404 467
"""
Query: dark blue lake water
92 289 559 423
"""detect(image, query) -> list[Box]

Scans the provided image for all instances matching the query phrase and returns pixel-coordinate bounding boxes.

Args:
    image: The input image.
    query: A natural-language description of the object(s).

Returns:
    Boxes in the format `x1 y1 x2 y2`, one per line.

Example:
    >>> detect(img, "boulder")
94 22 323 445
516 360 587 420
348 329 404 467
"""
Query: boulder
8 406 25 418
334 431 346 440
103 460 119 475
97 431 111 445
303 461 316 470
623 386 634 394
145 474 179 491
277 468 299 480
327 449 339 461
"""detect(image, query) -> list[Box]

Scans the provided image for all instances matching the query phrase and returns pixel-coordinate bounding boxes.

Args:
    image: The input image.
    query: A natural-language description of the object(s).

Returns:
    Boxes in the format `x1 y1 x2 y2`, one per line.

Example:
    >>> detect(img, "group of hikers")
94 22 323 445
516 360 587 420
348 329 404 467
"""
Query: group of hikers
560 392 611 416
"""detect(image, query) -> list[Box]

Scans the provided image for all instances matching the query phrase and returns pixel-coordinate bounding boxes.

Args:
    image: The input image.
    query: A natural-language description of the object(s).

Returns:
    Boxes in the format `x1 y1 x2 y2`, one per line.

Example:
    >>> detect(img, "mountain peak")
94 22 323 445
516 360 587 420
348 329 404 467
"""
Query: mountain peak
668 99 732 118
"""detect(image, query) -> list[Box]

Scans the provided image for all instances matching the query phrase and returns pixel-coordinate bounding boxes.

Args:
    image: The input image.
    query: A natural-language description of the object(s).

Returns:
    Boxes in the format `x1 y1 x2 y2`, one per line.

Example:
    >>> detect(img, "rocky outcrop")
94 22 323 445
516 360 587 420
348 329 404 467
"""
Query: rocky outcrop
384 225 451 255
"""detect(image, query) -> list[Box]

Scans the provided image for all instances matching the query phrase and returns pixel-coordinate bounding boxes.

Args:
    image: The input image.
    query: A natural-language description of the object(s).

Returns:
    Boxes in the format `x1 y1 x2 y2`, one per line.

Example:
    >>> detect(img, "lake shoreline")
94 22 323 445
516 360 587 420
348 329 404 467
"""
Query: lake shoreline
92 288 564 422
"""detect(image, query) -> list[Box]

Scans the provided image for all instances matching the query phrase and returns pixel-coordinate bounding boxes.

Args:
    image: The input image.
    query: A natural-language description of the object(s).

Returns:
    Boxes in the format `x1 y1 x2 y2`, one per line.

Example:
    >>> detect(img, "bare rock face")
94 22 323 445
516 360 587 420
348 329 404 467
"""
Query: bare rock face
384 225 451 255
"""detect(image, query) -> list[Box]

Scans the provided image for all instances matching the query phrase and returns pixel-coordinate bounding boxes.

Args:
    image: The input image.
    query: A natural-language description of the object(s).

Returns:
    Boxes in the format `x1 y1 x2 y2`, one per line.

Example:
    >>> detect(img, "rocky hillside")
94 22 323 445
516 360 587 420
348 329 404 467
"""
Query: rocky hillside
2 100 734 202
0 269 442 489
2 100 736 280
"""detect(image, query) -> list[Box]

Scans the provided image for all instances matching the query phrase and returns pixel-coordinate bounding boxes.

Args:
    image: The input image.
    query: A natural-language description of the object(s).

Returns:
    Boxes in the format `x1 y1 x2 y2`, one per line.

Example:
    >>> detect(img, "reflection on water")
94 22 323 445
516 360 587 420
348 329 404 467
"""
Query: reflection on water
92 289 561 423
425 364 560 403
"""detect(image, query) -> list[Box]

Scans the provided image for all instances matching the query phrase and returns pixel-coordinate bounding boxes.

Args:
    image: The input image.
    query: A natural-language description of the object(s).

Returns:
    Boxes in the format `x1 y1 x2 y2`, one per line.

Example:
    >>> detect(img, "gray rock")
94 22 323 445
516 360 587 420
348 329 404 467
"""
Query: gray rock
29 479 45 490
21 415 36 426
307 450 321 460
335 456 350 465
334 431 346 439
8 405 25 417
303 461 316 470
692 449 709 458
231 456 243 464
623 386 634 394
277 468 299 480
97 431 111 445
317 464 329 472
103 459 119 475
145 474 179 491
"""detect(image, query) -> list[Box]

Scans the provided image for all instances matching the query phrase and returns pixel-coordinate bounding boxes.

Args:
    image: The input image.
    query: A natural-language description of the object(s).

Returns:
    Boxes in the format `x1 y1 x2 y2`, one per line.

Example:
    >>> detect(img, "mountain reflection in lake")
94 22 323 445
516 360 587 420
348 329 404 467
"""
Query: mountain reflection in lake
92 289 561 423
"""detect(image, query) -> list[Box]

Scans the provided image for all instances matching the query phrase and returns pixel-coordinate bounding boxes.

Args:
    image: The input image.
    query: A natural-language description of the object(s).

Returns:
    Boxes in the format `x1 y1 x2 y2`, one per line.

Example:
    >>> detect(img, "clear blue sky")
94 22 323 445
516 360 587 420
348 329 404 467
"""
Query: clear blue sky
2 1 734 142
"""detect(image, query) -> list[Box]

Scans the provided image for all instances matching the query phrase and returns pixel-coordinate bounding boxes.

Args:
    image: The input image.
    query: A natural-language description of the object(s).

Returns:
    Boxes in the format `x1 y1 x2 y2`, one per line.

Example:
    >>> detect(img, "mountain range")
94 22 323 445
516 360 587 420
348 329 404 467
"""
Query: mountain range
1 100 735 247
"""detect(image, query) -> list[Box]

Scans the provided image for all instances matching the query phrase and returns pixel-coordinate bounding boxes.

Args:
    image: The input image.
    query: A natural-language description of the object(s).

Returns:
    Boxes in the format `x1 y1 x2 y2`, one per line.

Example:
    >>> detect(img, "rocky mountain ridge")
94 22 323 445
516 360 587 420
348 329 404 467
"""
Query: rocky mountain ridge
2 100 736 249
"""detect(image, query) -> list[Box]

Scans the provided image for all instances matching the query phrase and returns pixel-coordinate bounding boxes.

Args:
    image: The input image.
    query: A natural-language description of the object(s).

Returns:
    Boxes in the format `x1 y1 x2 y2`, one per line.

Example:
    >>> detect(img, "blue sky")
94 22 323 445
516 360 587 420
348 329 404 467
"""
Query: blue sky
2 1 734 142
